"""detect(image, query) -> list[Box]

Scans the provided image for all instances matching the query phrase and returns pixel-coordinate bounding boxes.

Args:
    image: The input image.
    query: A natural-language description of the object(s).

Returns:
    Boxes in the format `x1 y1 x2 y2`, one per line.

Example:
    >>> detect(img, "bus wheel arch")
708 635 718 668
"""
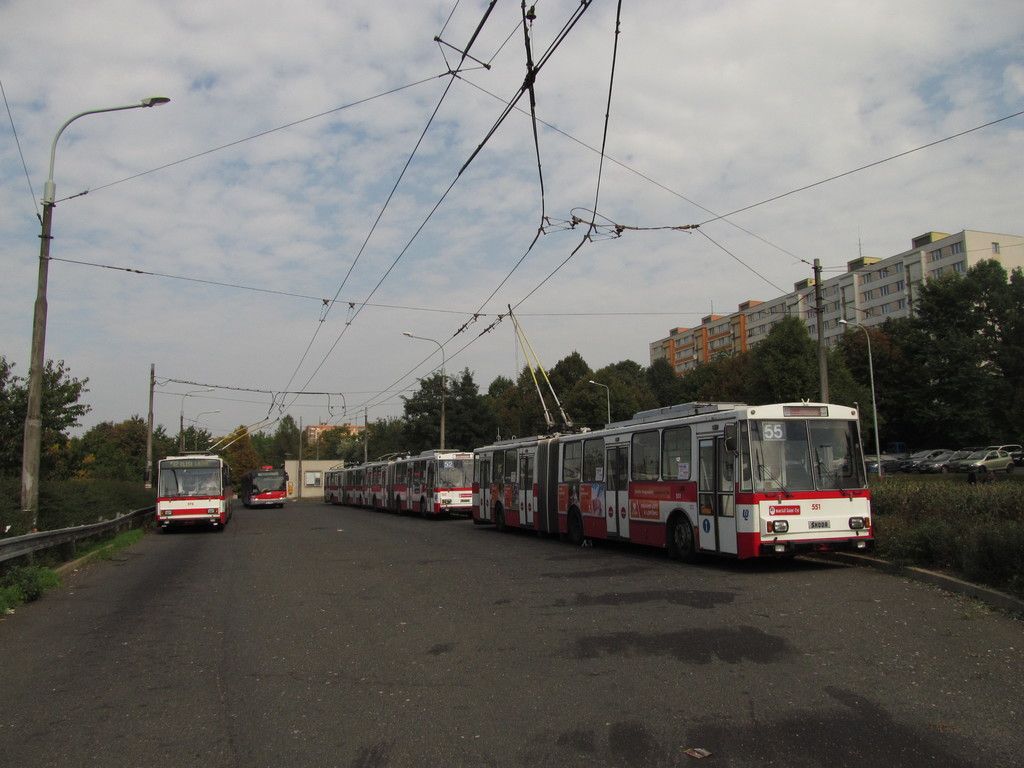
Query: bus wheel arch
667 509 696 562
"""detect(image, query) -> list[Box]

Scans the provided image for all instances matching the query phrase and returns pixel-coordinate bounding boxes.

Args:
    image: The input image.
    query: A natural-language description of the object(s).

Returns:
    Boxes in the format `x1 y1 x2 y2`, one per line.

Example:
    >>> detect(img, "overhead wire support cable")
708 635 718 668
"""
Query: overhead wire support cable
1 78 39 218
296 0 593 407
699 108 1024 226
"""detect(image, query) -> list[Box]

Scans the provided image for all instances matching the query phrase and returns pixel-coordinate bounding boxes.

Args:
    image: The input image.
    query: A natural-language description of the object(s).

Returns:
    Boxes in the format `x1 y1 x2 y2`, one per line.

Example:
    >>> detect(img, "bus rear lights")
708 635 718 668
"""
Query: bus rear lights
767 520 789 534
849 517 867 530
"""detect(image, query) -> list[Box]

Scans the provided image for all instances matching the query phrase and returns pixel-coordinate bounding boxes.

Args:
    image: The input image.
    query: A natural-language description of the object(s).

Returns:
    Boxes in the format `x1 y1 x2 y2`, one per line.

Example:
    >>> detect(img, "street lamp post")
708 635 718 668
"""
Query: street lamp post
403 332 445 449
179 388 214 451
21 97 170 529
839 319 883 478
191 410 222 451
588 380 611 425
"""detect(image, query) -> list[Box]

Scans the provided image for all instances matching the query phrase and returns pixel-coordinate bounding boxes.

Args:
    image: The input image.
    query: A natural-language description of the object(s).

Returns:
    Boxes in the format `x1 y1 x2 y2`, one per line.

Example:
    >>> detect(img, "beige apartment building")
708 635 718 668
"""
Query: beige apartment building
650 229 1024 374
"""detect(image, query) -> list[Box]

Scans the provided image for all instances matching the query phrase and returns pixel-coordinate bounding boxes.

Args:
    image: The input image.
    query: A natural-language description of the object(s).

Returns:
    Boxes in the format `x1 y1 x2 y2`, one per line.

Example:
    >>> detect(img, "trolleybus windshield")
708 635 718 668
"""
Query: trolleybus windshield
250 470 286 492
747 419 865 492
437 459 471 488
158 459 223 497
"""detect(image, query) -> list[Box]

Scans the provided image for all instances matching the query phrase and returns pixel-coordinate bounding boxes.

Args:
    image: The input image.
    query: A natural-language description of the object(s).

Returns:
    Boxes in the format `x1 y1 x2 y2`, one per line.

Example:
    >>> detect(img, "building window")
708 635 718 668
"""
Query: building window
992 242 1001 254
951 241 964 255
928 249 943 262
304 471 322 487
953 260 966 274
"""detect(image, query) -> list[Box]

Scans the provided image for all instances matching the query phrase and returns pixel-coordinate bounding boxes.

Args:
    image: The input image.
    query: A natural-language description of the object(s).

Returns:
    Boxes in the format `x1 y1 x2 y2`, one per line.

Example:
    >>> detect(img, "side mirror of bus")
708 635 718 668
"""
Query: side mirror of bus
724 424 737 453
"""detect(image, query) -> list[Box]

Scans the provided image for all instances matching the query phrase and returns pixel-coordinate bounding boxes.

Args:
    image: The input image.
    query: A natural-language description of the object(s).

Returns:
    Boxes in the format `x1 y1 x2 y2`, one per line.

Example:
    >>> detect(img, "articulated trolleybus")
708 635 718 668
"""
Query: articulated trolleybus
326 450 475 517
473 402 873 559
240 465 288 508
156 454 232 531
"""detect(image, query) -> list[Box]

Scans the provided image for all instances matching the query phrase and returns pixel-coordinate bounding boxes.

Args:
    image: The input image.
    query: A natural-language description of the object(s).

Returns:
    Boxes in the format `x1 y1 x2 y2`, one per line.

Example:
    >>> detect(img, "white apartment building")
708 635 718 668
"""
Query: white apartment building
651 230 1024 374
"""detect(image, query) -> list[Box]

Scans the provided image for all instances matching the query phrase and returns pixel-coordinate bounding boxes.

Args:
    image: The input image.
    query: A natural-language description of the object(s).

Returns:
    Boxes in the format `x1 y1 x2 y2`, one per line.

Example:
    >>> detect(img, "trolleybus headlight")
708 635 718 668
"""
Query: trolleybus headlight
849 516 866 530
208 508 218 516
767 520 789 534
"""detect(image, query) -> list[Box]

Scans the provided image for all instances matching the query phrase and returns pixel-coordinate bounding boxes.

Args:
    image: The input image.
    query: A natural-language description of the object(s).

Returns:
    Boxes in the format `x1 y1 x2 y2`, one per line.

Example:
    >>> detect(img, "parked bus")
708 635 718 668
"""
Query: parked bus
156 454 232 531
240 465 288 508
326 451 474 517
386 450 475 517
473 402 873 559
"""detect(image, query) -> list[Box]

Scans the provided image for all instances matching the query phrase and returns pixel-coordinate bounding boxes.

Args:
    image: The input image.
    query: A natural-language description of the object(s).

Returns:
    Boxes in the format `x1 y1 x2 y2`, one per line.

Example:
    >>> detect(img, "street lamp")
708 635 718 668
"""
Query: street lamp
839 319 882 478
403 331 445 449
190 410 222 451
180 389 214 451
21 97 171 528
588 380 611 425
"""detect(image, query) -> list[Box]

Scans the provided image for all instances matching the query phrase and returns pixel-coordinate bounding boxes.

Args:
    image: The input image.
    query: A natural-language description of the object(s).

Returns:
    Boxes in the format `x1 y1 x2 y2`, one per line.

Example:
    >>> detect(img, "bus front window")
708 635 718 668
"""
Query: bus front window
749 419 866 492
437 460 471 488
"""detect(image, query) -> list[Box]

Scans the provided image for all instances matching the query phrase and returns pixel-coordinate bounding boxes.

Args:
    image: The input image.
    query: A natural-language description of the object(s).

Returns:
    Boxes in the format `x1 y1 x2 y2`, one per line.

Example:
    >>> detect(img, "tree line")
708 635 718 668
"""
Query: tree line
1 259 1020 485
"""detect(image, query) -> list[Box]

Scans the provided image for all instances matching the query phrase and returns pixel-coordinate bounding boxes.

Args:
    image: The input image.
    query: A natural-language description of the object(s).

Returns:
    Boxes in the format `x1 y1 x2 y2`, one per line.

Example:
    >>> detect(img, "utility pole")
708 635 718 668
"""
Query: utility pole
298 417 303 501
364 407 369 464
813 258 829 403
144 364 155 489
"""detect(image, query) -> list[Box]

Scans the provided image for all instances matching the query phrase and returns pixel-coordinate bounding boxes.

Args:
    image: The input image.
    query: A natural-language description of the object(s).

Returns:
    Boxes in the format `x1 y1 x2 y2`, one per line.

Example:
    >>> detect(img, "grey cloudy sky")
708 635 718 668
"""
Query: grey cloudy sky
2 0 1022 440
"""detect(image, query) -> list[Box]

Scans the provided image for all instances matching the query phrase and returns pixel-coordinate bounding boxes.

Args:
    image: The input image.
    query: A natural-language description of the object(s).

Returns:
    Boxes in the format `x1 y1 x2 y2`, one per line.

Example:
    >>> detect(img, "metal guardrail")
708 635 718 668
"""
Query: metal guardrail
0 506 155 566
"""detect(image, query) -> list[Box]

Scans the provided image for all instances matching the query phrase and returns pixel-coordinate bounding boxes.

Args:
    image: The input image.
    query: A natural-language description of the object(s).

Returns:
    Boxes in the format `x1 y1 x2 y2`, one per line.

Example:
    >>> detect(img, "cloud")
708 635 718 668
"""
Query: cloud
1 0 1021 438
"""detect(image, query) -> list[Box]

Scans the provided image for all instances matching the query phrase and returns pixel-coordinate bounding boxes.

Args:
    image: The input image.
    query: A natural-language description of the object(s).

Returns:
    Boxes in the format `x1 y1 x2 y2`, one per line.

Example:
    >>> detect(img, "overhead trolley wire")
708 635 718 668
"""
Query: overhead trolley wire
294 1 594 411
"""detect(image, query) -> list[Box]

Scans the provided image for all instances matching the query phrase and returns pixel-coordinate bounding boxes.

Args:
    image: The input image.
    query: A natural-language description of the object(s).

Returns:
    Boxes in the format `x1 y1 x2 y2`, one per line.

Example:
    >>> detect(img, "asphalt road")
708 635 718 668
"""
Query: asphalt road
1 501 1021 768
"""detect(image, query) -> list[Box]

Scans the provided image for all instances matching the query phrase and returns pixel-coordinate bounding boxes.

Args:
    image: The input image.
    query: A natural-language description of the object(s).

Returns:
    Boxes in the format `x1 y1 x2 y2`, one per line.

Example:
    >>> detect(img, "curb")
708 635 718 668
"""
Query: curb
807 551 1024 616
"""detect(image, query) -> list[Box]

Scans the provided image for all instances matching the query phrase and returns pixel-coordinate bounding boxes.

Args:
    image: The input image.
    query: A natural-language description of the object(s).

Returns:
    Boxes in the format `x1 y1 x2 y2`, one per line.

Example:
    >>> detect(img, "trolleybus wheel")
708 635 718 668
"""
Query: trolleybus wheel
667 513 695 562
567 509 584 546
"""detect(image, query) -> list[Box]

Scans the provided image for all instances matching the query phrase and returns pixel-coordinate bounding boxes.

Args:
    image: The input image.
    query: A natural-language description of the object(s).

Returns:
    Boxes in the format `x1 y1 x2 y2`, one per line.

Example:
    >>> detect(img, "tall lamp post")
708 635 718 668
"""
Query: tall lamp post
839 319 882 478
179 388 214 451
191 410 222 451
588 380 611 425
403 331 445 449
21 97 171 528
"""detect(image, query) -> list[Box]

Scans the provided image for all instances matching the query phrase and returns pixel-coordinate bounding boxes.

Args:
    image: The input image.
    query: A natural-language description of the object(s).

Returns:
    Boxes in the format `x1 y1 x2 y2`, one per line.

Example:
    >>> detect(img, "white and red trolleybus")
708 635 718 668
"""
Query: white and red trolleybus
385 450 475 517
156 454 232 531
240 465 288 508
473 402 873 559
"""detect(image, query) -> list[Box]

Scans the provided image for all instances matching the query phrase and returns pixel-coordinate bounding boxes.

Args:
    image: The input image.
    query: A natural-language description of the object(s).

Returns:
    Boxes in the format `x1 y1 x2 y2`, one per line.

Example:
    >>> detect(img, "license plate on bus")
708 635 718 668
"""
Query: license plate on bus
809 520 830 529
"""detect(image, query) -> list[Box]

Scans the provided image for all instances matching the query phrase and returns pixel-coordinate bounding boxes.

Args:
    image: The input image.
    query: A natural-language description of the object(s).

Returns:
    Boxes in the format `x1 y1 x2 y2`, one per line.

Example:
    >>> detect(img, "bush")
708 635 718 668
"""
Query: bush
0 475 154 536
870 475 1024 597
0 565 60 613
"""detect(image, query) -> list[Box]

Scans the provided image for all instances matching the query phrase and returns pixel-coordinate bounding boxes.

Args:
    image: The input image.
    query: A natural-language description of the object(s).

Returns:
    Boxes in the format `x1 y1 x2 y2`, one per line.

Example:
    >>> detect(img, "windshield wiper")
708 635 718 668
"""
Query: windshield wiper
757 448 789 497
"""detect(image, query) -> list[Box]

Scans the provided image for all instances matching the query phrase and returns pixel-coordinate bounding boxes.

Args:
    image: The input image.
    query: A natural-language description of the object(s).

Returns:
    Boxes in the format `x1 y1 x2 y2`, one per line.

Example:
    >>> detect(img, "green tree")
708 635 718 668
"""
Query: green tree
223 426 260 484
0 356 90 477
747 316 821 403
72 416 151 480
646 358 686 407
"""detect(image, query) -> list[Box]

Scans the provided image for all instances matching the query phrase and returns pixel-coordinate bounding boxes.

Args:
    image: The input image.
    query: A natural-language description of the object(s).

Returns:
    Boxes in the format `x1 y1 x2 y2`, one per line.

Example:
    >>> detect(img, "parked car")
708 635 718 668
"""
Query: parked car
927 449 975 473
987 444 1023 466
898 449 950 473
915 450 958 473
950 449 1015 475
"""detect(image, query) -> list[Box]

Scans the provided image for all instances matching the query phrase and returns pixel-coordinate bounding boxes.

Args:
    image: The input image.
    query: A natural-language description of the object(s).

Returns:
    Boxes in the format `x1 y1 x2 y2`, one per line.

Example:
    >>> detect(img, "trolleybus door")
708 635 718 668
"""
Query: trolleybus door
477 456 491 522
697 436 737 554
519 450 536 527
605 445 629 538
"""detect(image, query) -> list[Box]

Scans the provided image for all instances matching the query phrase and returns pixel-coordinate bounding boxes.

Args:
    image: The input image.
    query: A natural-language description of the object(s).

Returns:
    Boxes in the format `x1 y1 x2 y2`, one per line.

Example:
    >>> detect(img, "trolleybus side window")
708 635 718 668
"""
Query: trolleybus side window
503 449 517 484
661 426 692 480
631 430 660 481
563 441 582 482
582 439 604 482
492 451 504 484
738 422 753 491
